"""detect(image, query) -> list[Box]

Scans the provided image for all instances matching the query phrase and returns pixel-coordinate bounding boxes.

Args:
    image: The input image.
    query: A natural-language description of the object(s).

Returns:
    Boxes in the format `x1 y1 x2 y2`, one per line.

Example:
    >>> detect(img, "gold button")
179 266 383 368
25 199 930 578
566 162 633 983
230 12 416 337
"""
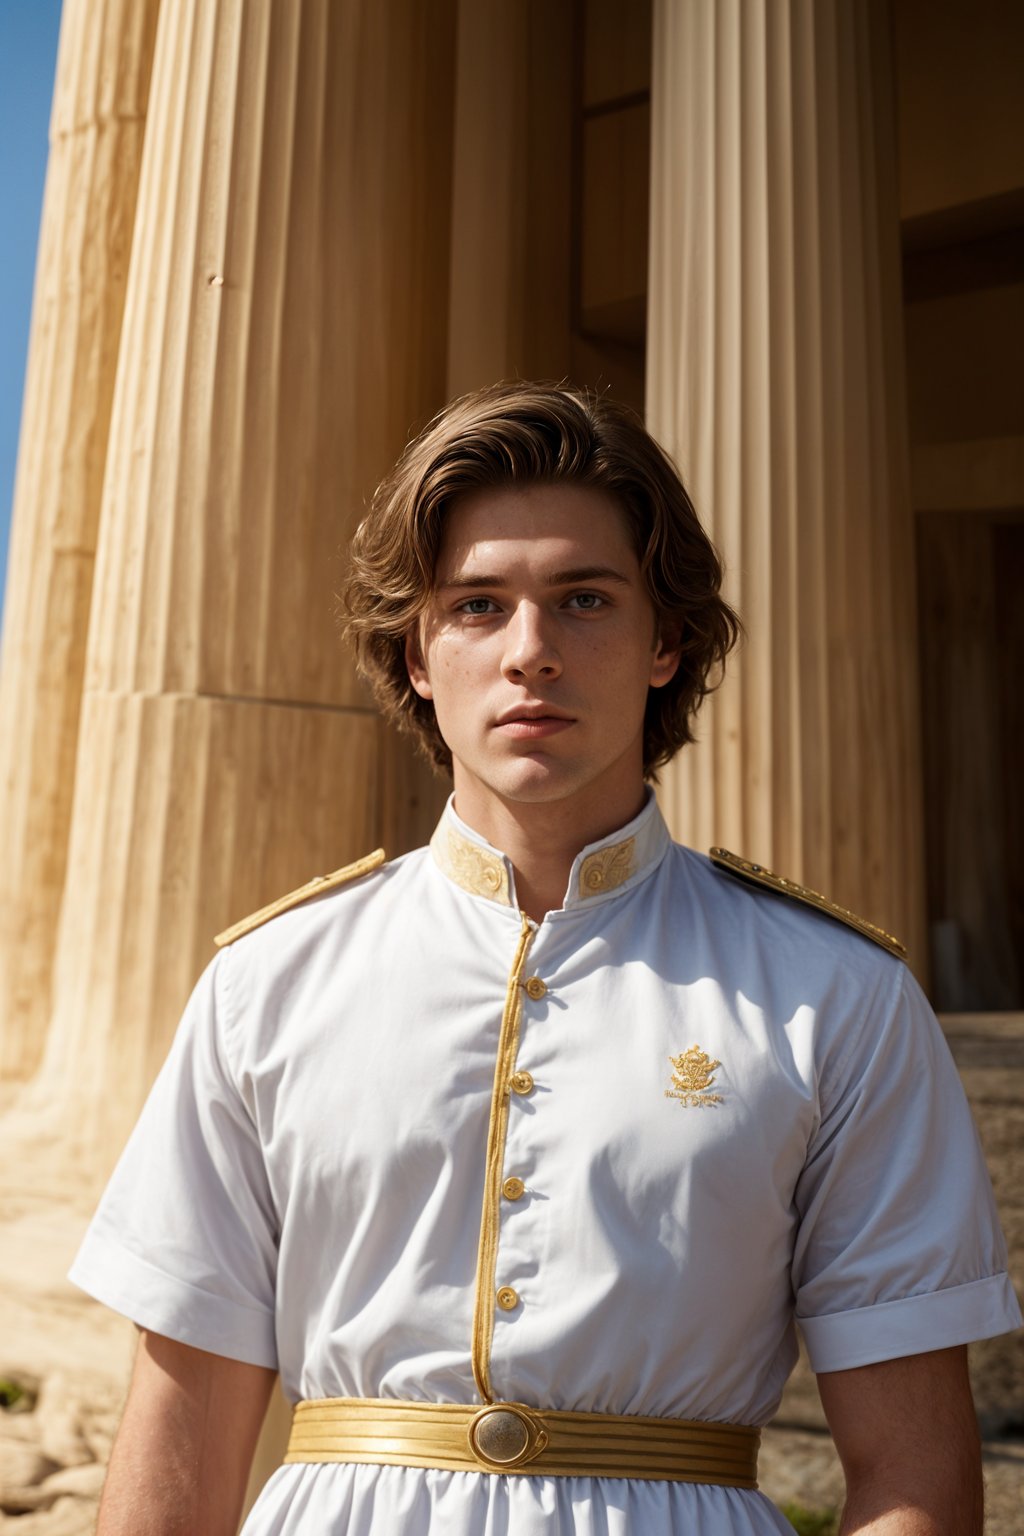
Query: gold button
524 975 547 1000
496 1286 519 1311
510 1070 534 1095
502 1176 525 1201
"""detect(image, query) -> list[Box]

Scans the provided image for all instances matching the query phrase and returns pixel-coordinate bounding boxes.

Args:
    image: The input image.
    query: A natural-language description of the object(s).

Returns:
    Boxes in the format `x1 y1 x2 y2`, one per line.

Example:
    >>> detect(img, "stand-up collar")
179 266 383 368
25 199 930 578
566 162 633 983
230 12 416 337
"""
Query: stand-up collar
429 791 671 913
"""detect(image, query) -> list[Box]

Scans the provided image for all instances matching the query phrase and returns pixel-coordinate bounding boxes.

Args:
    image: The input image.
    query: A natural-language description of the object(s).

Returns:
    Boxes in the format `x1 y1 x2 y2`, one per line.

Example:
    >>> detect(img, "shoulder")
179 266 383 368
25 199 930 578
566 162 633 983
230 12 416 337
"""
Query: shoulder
667 842 907 996
670 845 914 1081
204 848 441 1072
706 847 907 960
214 848 389 948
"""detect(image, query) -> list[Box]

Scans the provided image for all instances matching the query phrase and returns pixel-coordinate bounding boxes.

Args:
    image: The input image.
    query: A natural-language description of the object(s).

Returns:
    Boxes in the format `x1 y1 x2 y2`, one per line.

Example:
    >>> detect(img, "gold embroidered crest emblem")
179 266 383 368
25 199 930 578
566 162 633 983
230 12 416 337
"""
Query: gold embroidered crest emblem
665 1045 723 1107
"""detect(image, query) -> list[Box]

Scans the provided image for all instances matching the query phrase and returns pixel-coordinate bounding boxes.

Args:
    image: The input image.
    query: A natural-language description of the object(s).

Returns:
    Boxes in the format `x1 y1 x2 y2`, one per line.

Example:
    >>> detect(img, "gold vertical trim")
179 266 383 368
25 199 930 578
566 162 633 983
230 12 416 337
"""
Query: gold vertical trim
471 911 535 1402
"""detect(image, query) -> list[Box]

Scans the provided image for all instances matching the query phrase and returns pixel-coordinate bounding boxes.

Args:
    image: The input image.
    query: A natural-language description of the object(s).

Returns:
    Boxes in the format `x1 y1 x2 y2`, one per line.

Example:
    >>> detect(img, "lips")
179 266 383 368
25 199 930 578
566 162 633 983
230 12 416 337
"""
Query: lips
494 704 575 727
493 704 576 741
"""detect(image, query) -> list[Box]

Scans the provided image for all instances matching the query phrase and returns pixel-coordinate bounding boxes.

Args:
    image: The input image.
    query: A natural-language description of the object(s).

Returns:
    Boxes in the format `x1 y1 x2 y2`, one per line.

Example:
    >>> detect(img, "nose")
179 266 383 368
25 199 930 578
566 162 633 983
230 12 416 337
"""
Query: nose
501 601 562 683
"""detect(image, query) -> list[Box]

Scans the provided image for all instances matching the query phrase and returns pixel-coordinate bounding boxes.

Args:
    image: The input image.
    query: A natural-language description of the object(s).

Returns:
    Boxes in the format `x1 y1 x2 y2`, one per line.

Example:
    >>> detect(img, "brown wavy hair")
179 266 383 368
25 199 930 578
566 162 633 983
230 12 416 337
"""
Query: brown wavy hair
342 381 740 778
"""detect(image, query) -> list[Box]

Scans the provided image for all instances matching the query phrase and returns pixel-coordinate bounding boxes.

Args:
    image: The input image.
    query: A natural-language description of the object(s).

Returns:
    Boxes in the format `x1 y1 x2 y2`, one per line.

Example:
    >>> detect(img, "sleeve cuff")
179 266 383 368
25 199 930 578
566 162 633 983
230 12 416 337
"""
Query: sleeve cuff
68 1229 278 1371
799 1272 1022 1373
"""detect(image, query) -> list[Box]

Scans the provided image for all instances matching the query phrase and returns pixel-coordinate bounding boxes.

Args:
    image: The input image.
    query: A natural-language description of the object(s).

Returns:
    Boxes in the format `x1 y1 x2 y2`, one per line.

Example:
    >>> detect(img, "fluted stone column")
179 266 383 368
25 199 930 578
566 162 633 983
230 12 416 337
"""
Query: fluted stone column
18 0 454 1169
0 0 161 1086
446 0 573 395
647 0 926 964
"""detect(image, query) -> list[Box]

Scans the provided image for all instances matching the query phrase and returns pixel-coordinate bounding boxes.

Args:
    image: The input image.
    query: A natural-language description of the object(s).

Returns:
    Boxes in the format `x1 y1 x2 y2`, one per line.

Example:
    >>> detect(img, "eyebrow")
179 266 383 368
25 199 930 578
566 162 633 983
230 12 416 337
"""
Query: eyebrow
438 565 633 591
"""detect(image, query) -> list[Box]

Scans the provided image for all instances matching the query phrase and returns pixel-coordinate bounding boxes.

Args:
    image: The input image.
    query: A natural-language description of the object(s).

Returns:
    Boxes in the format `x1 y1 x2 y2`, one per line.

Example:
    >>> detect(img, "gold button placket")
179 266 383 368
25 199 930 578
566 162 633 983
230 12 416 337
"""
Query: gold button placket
471 915 536 1400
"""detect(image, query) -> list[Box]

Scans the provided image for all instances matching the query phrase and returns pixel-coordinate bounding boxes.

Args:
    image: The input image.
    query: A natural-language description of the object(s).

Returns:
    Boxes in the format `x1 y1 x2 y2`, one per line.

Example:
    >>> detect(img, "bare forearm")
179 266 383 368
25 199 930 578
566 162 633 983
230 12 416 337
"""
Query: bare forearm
838 1472 983 1535
838 1471 983 1534
820 1348 982 1536
97 1332 275 1536
98 1405 245 1536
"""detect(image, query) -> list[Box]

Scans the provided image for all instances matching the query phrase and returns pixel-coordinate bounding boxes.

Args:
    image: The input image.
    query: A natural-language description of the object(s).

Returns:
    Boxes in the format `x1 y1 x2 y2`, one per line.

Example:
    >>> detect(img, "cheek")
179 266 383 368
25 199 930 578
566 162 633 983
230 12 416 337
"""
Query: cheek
433 630 493 677
423 641 487 711
600 636 659 686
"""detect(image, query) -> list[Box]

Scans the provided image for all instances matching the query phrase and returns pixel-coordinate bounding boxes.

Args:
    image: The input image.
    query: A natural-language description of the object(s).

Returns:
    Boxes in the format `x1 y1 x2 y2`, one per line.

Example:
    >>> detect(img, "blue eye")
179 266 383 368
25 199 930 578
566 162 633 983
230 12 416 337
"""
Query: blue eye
569 592 604 610
459 597 496 615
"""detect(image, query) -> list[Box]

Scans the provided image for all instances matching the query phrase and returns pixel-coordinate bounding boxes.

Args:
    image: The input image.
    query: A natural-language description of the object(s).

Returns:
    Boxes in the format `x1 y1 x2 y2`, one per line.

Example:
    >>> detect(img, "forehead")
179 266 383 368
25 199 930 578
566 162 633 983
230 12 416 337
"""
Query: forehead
435 484 637 576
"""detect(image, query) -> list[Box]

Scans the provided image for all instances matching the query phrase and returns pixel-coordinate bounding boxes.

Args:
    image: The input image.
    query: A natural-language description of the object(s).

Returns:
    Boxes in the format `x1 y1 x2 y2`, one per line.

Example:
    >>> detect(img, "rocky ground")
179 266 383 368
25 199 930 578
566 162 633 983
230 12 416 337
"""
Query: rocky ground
0 1372 115 1534
2 1014 1021 1533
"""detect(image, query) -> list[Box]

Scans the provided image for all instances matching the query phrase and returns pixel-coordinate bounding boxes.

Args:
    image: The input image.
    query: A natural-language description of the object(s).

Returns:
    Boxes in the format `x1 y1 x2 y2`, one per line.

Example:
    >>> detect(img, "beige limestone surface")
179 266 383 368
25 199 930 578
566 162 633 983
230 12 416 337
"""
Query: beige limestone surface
0 0 160 1086
647 0 927 970
1 0 452 1186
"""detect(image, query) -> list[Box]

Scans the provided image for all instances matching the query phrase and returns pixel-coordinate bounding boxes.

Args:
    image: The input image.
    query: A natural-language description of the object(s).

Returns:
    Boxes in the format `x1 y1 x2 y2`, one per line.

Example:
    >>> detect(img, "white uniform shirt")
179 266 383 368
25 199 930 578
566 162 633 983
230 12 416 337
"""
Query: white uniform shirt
71 794 1021 1535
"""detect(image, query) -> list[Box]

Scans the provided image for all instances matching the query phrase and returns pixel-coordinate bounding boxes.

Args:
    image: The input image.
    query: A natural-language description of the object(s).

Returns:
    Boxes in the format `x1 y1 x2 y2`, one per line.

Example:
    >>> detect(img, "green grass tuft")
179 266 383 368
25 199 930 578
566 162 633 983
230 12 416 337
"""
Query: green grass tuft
781 1501 840 1536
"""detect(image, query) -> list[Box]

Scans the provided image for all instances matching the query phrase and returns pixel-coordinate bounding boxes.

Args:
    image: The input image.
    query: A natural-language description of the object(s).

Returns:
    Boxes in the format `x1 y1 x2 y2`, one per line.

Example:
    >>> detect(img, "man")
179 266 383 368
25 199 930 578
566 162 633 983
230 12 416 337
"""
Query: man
72 382 1020 1534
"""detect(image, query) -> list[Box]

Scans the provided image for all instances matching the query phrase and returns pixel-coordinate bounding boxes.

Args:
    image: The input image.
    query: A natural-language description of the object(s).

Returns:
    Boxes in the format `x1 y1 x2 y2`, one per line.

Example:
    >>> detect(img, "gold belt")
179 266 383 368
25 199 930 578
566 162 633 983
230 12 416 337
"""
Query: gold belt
285 1398 759 1487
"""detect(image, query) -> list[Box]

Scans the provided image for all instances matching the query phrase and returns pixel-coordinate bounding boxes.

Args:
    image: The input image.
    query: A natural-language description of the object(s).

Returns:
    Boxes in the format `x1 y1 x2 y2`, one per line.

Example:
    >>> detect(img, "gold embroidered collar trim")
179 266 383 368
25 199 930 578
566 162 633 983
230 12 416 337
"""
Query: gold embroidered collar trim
709 848 907 959
430 822 513 906
431 795 669 909
578 836 636 899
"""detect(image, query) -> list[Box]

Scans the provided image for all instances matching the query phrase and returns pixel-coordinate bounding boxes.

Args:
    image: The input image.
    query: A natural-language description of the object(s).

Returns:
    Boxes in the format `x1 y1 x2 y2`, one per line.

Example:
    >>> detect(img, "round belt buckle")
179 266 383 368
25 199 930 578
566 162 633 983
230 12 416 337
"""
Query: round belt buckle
468 1404 548 1471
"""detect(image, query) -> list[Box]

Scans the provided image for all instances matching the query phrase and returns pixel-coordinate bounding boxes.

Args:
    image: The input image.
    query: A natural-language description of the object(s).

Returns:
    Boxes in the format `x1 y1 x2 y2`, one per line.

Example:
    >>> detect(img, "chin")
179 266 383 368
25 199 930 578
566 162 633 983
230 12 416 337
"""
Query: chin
488 759 594 806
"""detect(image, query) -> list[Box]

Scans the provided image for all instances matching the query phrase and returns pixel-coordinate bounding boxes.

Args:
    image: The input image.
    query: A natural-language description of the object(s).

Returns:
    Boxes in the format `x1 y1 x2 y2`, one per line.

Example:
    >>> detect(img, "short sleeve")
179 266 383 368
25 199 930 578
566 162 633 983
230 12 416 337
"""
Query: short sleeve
793 962 1021 1373
69 949 279 1368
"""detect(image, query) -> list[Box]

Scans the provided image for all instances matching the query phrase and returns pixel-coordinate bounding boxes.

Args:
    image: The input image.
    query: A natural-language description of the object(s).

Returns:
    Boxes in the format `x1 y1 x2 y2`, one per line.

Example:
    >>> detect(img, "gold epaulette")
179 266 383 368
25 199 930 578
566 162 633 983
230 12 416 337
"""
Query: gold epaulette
709 848 907 959
214 849 387 947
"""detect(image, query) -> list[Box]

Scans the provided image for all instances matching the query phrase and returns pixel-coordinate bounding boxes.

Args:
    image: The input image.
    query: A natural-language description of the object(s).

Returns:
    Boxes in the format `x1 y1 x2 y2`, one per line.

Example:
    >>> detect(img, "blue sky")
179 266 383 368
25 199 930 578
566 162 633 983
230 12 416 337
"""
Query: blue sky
0 1 63 622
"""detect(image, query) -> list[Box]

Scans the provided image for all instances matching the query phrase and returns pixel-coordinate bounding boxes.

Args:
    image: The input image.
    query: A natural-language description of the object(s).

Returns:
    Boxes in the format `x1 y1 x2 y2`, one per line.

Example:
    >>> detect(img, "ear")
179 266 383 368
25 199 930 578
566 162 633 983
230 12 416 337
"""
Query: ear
404 628 434 700
649 623 682 690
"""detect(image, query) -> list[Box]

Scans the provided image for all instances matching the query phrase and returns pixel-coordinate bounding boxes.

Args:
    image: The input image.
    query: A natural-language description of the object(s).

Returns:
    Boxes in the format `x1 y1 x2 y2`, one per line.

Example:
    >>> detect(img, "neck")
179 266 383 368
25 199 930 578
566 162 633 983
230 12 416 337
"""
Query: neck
451 782 648 922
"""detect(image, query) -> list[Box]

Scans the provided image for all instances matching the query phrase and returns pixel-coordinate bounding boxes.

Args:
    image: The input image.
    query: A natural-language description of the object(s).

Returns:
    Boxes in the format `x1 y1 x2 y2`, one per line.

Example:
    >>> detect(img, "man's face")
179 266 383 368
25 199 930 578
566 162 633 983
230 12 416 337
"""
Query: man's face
405 484 680 829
